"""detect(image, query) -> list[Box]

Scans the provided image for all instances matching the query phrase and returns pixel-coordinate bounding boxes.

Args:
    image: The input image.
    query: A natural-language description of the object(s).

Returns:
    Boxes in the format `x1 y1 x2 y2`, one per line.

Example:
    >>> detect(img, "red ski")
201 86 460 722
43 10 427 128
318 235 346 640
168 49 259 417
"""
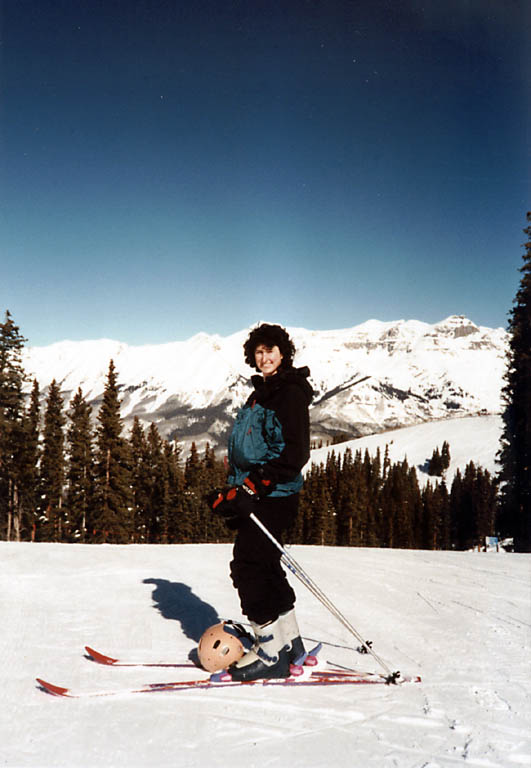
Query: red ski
36 667 420 699
84 643 321 670
85 646 196 669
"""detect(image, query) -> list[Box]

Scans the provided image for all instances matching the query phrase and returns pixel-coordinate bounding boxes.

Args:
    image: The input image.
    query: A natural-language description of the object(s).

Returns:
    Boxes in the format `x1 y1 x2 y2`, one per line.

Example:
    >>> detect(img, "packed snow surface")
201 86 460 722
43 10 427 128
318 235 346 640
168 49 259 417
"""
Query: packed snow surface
1 542 530 767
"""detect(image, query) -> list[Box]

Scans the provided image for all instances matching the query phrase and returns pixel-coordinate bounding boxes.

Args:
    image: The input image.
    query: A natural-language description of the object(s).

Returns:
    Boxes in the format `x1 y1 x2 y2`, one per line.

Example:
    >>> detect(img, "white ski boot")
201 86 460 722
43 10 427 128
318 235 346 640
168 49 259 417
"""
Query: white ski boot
229 615 290 681
278 608 306 665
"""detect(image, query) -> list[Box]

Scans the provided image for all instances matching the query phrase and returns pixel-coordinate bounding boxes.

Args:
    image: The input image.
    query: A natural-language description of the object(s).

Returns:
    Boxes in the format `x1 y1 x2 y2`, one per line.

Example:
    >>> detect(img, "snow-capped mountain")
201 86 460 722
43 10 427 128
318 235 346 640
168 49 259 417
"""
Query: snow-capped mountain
22 315 508 449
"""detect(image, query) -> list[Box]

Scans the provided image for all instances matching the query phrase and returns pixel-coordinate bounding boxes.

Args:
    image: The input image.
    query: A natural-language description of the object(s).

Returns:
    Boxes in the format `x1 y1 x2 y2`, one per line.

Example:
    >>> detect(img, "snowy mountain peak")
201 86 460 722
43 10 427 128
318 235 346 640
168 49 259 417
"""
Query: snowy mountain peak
434 315 481 338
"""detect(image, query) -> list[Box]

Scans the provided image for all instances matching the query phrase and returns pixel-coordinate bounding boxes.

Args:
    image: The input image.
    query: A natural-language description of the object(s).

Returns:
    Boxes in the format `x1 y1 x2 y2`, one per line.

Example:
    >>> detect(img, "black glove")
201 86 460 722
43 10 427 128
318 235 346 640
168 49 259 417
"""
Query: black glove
207 486 257 530
244 466 275 498
206 487 236 516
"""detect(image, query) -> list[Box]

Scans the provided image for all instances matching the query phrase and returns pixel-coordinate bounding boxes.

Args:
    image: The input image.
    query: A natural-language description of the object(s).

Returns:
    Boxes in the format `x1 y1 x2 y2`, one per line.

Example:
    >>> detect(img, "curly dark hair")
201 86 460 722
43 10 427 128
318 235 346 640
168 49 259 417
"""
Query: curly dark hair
243 323 296 370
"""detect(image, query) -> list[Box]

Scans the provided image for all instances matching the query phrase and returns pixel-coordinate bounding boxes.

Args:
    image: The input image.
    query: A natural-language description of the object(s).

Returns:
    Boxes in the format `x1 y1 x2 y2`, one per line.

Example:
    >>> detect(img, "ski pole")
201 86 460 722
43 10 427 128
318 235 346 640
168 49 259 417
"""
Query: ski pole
249 511 396 680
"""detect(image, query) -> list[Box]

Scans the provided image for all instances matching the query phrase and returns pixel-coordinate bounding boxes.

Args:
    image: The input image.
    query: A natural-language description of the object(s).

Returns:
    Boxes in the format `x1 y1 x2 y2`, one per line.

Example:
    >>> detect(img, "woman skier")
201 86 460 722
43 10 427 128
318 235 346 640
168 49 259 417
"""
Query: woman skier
209 323 313 681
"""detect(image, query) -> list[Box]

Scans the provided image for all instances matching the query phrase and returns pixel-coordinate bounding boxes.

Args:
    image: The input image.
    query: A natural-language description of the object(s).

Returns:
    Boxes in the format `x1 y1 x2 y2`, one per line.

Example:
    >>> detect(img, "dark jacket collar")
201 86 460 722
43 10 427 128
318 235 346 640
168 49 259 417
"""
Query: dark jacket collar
251 366 313 404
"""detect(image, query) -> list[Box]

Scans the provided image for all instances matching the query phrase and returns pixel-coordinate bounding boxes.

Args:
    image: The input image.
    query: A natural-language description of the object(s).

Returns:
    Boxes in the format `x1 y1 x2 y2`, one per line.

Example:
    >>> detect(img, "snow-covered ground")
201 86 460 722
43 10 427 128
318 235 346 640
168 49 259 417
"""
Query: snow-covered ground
309 415 503 488
1 541 529 767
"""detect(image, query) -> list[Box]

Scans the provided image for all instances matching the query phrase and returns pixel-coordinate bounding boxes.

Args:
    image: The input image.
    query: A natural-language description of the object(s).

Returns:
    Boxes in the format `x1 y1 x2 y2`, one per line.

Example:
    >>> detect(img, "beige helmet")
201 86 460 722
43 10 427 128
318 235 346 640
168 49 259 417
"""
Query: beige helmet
198 622 246 672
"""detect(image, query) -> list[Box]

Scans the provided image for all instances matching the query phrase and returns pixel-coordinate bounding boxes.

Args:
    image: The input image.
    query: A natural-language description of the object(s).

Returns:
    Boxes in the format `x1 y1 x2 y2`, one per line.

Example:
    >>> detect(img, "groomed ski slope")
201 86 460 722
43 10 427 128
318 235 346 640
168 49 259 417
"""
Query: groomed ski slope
308 415 502 488
1 541 530 768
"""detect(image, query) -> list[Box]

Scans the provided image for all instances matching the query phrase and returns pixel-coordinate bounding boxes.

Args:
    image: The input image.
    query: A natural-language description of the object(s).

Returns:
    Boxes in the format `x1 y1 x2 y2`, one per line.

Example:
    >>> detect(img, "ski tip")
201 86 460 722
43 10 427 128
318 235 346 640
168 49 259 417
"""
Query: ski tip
36 678 71 697
85 646 118 665
395 673 422 685
385 671 422 685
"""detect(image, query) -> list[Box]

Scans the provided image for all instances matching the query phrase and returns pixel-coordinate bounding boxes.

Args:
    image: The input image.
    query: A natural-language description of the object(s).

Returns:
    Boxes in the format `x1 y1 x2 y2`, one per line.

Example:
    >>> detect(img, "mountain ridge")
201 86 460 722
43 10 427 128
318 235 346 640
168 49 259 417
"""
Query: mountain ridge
22 315 508 450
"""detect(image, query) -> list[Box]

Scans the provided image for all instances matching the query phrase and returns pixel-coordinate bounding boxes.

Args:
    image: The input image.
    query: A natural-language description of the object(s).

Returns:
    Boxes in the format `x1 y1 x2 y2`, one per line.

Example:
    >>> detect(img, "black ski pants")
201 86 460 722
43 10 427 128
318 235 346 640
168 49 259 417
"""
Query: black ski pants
230 493 299 626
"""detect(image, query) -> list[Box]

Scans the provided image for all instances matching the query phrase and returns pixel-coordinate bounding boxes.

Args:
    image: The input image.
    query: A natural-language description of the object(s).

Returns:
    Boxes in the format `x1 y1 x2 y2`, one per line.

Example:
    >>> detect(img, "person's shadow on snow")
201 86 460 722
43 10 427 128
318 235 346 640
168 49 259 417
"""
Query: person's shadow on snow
143 578 220 663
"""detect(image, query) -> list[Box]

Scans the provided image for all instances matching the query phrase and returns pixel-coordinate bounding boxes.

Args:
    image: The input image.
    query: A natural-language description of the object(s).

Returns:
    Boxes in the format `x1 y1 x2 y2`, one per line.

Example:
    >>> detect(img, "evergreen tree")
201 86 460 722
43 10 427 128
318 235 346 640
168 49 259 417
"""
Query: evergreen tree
406 465 424 547
449 468 464 548
39 380 66 541
421 480 450 550
381 459 417 548
184 441 202 488
202 443 230 542
0 311 27 540
498 212 531 551
450 461 481 549
364 449 382 546
335 448 359 546
450 462 497 550
93 360 133 543
130 417 150 542
17 379 41 540
455 462 478 549
382 444 391 479
353 450 371 546
182 442 205 542
411 469 427 549
324 450 340 504
162 440 186 543
298 463 335 545
474 468 498 545
66 388 94 542
436 480 451 549
203 442 227 491
441 441 451 472
421 482 437 549
309 482 336 545
427 447 443 476
427 443 451 477
181 441 229 543
289 485 306 543
146 422 168 543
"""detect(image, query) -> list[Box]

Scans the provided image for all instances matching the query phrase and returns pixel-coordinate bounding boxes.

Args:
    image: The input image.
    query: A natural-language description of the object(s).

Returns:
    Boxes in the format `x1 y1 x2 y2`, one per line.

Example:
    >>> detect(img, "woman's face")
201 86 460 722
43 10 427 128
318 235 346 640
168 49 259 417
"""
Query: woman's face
254 344 283 378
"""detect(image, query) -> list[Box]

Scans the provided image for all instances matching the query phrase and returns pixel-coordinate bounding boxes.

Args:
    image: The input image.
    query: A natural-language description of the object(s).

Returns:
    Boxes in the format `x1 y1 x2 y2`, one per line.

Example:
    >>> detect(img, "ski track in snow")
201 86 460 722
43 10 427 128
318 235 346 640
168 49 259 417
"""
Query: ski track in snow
1 542 530 768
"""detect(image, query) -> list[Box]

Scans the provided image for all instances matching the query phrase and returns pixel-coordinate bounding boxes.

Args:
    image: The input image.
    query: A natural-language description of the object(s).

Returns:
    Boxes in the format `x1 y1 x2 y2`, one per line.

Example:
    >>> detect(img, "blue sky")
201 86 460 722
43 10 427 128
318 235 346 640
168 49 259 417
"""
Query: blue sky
1 0 529 346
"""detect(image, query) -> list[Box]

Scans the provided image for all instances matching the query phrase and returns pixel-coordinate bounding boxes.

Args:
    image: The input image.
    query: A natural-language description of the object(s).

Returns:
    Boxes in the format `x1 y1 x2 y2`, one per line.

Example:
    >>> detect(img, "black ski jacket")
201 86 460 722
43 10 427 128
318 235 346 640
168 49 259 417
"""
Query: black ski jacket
227 366 313 497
